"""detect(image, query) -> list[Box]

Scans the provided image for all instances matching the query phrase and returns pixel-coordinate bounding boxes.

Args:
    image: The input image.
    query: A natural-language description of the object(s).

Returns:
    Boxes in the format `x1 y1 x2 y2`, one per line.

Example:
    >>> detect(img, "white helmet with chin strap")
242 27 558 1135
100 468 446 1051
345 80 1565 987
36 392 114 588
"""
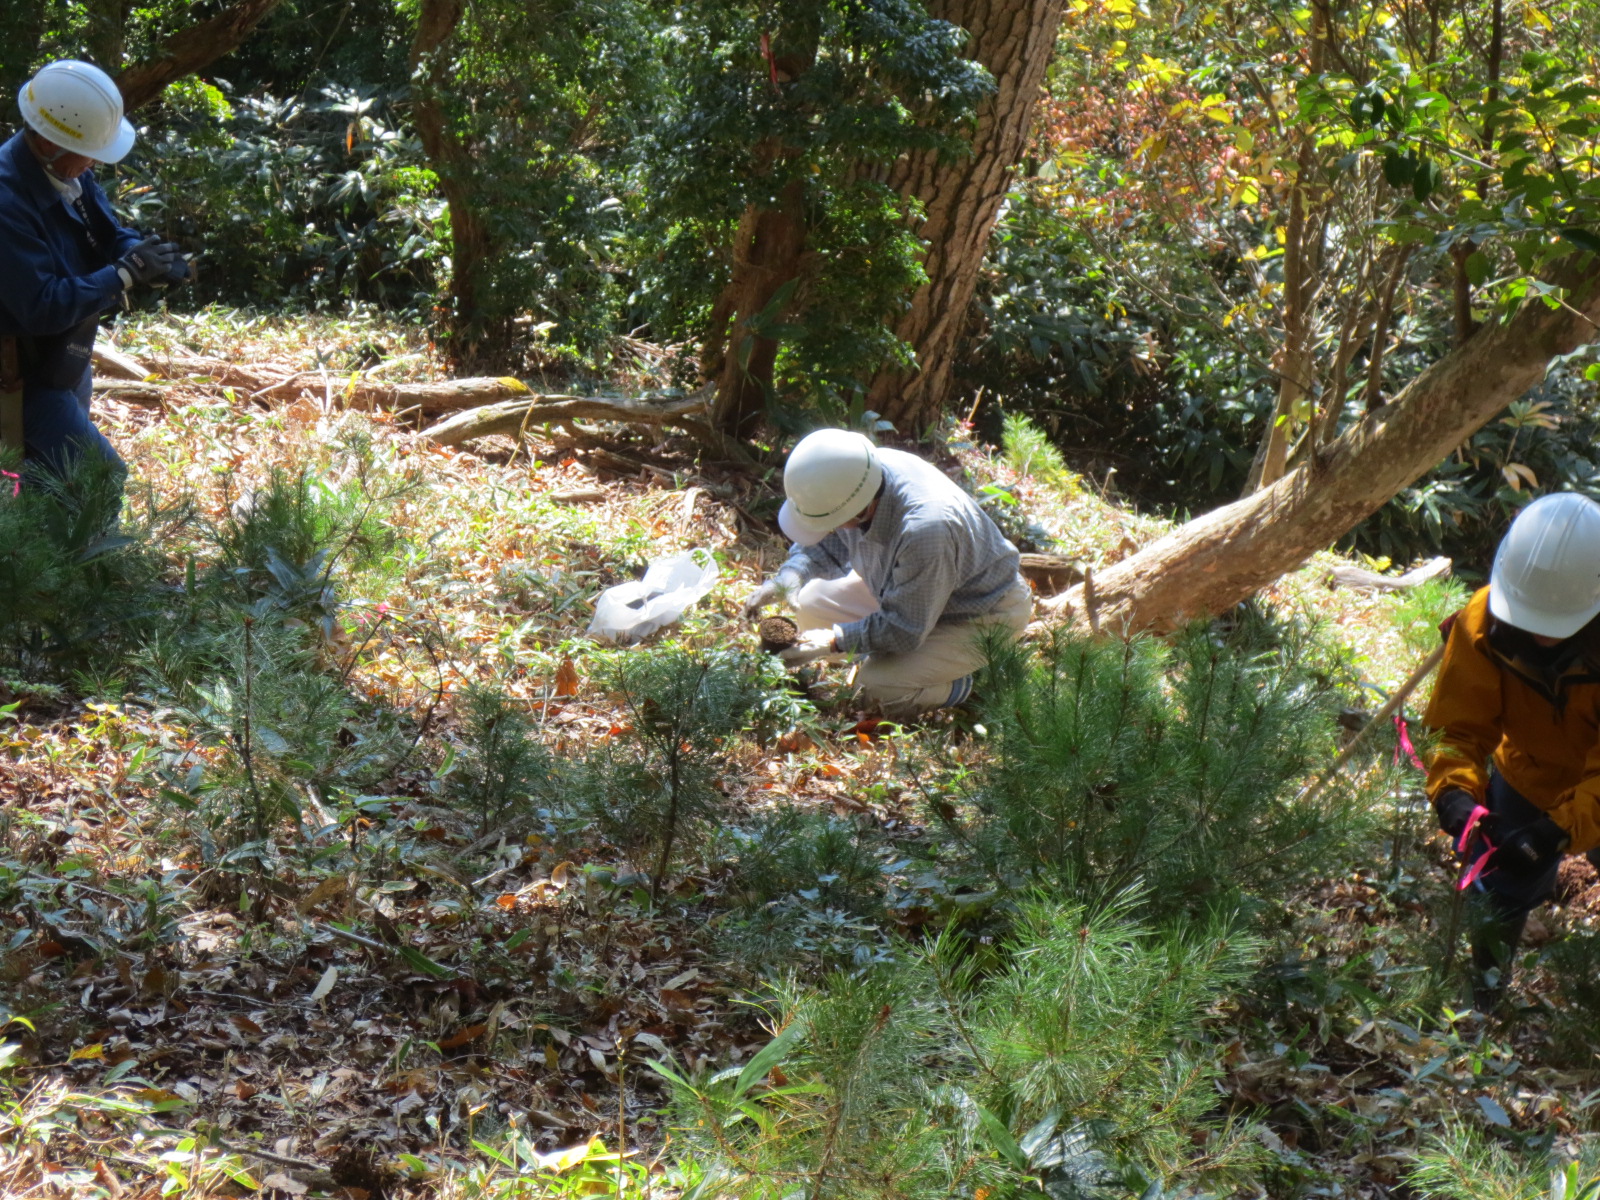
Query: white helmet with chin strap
1489 492 1600 639
19 60 136 164
779 429 885 546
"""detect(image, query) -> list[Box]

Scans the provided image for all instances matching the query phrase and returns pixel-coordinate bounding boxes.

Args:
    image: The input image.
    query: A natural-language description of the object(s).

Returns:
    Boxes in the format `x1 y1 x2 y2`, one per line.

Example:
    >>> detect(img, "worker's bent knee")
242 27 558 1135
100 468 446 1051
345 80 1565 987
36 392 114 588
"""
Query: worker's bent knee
23 380 123 477
857 676 969 720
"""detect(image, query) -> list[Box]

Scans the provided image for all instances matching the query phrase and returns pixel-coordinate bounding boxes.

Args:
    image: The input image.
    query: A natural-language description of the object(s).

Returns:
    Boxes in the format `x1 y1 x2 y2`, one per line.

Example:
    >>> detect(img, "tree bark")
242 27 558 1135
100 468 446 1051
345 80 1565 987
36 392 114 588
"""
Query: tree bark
1040 256 1600 635
86 0 131 72
864 0 1068 433
701 23 820 437
409 0 498 371
704 178 809 434
423 393 710 446
1248 0 1330 491
115 0 286 112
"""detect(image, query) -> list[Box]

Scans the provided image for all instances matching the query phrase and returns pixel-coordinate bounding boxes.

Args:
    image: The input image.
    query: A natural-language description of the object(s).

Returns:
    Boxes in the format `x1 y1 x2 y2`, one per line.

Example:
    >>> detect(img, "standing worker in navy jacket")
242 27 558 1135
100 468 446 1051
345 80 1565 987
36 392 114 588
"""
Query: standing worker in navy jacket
0 60 191 475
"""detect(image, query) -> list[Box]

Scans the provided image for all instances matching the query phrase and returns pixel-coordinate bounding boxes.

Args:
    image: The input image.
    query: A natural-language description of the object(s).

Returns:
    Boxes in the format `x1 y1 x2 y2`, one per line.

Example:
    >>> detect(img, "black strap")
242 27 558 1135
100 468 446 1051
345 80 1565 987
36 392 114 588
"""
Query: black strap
69 192 110 260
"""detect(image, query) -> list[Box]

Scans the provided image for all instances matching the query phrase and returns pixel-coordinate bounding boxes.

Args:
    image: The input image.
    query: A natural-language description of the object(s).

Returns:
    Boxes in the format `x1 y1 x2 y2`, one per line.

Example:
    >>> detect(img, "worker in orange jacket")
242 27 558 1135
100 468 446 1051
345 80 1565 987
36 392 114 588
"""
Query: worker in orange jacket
1425 492 1600 1010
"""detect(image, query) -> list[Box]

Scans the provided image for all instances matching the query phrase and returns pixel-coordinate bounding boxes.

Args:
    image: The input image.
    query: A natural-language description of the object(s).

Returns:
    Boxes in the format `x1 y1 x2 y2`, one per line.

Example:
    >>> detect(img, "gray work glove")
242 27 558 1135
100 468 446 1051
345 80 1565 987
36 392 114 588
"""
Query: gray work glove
742 578 790 620
115 237 185 290
779 627 839 666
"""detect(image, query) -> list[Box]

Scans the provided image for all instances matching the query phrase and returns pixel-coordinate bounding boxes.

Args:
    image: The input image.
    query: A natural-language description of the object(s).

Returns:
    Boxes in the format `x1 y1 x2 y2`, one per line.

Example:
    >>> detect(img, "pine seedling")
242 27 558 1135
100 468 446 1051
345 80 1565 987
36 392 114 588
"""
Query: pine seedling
0 452 166 680
447 684 558 839
143 613 356 845
573 647 769 900
959 619 1375 919
1408 1120 1600 1200
658 895 1263 1199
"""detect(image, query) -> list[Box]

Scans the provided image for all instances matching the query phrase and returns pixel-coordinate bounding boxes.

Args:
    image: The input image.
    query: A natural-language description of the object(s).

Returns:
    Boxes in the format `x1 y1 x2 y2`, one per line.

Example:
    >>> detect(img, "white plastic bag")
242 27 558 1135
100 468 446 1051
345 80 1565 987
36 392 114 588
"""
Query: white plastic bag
587 550 719 644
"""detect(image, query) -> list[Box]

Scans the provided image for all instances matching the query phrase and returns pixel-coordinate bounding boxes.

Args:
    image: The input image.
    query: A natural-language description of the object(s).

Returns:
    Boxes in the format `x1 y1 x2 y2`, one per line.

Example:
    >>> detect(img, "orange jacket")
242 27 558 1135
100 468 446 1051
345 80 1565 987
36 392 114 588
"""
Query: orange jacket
1424 587 1600 852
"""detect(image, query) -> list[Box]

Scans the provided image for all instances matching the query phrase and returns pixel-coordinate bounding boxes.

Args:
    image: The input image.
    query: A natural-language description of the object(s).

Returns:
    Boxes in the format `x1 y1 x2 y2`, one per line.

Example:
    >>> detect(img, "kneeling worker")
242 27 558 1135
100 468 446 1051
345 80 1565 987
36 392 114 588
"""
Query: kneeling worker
1425 492 1600 1009
0 60 192 472
744 429 1032 719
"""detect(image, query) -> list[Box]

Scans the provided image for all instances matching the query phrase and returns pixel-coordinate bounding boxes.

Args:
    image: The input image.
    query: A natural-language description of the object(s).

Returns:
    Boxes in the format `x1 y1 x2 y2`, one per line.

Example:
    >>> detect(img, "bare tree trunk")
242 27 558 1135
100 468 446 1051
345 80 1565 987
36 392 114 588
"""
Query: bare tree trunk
703 178 809 434
1041 256 1600 635
86 0 131 71
864 0 1068 433
1248 0 1330 491
701 25 819 437
115 0 286 112
409 0 497 371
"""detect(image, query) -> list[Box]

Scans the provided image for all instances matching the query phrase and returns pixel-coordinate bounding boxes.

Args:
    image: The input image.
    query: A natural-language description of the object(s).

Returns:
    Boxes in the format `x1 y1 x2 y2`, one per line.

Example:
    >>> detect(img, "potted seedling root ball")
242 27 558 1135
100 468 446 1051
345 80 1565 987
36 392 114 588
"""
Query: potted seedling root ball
758 615 799 654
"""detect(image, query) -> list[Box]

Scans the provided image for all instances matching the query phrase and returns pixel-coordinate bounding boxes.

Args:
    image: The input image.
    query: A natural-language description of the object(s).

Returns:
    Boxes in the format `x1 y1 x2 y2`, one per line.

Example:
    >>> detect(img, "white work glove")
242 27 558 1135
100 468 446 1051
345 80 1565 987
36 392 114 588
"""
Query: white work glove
779 627 840 666
742 578 790 619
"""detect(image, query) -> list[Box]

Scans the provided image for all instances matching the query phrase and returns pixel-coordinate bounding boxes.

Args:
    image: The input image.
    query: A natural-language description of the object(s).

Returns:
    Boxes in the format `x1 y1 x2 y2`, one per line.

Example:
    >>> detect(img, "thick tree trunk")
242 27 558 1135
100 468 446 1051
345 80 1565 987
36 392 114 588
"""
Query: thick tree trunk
115 0 285 112
702 25 819 437
86 0 131 72
864 0 1068 432
409 0 498 372
1041 256 1600 635
704 178 809 434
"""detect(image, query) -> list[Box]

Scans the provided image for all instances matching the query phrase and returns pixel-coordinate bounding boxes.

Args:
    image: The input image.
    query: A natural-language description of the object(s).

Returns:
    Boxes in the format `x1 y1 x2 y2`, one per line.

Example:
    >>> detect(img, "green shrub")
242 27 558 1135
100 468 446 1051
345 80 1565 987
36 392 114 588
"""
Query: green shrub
955 618 1376 919
142 615 362 845
718 808 898 973
1001 411 1080 497
1390 577 1472 661
134 467 411 849
0 453 167 681
1537 929 1600 1068
446 685 560 839
657 895 1262 1199
568 647 774 898
1409 1121 1600 1200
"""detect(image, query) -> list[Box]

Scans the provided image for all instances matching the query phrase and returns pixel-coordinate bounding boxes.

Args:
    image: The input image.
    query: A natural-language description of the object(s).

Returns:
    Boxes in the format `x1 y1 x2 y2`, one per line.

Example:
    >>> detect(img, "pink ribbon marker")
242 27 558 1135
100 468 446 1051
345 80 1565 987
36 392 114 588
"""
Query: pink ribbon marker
1 469 17 498
1393 714 1427 771
1456 804 1496 891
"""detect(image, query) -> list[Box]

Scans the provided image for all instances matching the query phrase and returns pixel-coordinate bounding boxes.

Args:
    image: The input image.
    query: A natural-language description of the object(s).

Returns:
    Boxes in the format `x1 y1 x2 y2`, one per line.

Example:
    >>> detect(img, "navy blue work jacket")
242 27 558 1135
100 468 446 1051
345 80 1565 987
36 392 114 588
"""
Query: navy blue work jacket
0 130 140 341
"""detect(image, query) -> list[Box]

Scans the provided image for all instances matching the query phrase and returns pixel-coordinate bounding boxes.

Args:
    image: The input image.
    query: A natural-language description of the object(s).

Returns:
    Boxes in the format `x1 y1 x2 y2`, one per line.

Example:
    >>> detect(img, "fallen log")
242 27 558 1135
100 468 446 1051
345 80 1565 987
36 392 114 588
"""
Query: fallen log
91 378 167 405
1018 553 1087 595
422 394 709 447
92 348 534 415
251 372 530 413
91 344 151 381
1323 555 1451 593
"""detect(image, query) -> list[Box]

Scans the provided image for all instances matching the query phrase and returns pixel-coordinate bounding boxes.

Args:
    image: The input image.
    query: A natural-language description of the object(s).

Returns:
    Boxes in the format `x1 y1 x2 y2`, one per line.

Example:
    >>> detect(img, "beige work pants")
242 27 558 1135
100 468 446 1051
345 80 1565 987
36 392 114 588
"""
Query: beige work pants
794 573 1033 718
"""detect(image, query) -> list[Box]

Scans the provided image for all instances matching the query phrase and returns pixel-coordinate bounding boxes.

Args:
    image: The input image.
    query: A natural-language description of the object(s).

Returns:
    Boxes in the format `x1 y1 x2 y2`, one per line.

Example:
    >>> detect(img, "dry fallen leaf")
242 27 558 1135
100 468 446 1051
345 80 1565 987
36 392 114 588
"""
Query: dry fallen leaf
554 657 580 697
438 1023 488 1051
310 965 338 1004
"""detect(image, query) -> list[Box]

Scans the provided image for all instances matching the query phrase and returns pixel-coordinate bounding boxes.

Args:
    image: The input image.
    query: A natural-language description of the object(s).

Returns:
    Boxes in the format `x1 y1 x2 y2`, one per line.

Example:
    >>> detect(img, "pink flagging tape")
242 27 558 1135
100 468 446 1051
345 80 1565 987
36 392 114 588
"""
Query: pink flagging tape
1455 805 1496 891
1393 714 1427 771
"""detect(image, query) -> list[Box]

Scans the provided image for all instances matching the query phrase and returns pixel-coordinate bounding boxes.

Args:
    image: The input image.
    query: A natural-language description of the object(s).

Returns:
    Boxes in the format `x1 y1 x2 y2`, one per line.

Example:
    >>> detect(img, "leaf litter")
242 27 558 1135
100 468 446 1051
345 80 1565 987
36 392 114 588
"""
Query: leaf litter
1 311 1597 1197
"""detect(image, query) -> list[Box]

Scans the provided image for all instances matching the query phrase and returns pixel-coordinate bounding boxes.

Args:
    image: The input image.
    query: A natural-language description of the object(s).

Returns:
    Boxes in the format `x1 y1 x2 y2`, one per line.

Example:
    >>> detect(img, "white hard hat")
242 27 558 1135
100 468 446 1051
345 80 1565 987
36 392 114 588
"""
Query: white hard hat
1489 492 1600 638
18 60 136 164
779 429 884 546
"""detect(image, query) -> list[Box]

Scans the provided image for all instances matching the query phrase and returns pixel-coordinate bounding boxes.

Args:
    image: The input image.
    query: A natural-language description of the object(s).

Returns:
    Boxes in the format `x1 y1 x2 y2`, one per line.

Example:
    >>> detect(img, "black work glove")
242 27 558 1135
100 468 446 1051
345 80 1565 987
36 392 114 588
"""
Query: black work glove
1433 788 1480 843
163 247 194 286
1490 816 1570 880
115 237 184 289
